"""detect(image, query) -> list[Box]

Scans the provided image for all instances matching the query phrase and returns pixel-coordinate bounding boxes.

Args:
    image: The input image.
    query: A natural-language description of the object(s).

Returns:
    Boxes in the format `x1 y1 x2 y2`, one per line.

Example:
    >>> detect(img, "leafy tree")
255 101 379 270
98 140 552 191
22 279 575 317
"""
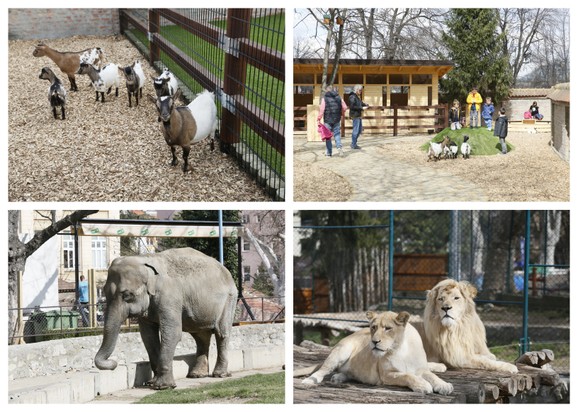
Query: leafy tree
252 264 275 295
158 210 241 285
440 9 512 105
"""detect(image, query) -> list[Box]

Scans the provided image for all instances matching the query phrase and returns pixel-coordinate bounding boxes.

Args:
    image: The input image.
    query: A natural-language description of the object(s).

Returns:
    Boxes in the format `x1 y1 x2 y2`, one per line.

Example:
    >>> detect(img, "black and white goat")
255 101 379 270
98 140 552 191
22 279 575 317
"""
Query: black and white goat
461 135 471 159
77 62 120 103
121 61 145 107
152 68 179 98
39 67 66 120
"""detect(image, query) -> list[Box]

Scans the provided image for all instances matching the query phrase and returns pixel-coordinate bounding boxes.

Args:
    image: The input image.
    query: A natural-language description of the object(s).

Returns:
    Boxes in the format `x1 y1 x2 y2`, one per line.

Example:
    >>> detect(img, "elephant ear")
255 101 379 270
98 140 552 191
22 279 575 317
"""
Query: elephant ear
144 263 160 296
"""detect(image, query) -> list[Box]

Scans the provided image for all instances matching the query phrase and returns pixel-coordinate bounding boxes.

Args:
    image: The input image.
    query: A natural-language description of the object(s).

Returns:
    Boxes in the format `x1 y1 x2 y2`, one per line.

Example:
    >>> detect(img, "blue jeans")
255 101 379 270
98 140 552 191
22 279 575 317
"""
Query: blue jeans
351 117 362 147
483 117 492 130
324 122 342 155
500 137 507 154
470 110 479 127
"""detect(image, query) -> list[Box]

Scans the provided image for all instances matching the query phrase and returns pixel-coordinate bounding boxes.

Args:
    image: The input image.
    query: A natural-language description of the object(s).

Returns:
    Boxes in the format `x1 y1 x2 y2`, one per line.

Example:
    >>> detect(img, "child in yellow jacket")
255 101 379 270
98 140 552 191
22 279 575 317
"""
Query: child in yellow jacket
466 87 483 128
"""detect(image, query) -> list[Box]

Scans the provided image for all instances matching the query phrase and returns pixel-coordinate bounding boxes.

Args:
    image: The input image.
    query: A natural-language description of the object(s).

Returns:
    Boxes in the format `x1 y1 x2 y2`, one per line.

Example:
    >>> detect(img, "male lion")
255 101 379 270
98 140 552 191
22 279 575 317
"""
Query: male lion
422 279 518 373
301 311 453 395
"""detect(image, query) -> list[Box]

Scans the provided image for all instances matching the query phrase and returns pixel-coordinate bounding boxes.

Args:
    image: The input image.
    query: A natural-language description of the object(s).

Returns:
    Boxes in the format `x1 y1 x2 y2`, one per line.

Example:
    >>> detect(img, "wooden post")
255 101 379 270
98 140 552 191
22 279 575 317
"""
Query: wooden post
149 9 160 65
393 105 398 136
119 9 128 35
220 9 251 148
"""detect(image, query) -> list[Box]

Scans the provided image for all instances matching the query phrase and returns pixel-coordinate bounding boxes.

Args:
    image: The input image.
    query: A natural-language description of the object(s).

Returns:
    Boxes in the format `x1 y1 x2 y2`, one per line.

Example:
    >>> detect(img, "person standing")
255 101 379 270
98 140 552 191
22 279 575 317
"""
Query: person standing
78 275 89 327
466 87 483 128
348 84 369 149
317 85 347 156
494 107 509 155
449 99 461 130
481 96 495 131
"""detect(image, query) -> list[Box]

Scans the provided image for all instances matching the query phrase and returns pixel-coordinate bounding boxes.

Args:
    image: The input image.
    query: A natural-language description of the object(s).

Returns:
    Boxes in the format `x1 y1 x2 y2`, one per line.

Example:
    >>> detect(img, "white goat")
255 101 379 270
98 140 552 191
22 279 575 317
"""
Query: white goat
77 62 120 103
428 136 450 162
152 68 179 98
39 67 66 120
149 89 217 173
461 135 471 159
121 60 145 107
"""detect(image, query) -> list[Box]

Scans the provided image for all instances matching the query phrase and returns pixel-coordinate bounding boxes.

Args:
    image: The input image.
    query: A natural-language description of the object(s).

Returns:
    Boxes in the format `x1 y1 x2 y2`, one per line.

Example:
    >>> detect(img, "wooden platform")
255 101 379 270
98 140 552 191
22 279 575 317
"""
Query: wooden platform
293 342 569 404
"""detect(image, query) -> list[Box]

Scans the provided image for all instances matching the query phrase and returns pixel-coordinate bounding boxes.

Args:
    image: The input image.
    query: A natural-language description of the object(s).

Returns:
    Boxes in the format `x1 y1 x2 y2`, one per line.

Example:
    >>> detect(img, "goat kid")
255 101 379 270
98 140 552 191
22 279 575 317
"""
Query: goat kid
428 135 451 162
77 62 120 103
39 67 66 120
149 89 217 173
121 61 145 107
33 43 104 91
461 135 471 159
152 69 179 98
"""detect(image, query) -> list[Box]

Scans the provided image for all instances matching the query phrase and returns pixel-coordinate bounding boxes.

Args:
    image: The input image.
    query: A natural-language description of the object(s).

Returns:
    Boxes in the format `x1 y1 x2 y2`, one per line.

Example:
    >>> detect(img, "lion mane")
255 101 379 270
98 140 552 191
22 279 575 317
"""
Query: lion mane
422 279 518 374
301 311 453 395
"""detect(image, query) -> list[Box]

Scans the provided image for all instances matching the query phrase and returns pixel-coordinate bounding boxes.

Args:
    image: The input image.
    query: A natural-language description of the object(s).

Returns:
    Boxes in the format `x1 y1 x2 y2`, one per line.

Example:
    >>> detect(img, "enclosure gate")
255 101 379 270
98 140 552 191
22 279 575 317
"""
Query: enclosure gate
119 9 285 200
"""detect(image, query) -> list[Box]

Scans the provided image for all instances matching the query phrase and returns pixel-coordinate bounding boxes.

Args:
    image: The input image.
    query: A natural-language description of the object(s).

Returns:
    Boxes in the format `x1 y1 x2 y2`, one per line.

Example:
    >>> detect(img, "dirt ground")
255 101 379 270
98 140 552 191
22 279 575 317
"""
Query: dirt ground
294 132 569 202
8 35 270 202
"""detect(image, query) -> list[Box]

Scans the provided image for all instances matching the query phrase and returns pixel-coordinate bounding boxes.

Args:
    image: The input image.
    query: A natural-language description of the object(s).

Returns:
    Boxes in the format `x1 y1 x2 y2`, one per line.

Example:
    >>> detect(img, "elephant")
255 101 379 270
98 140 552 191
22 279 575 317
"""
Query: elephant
94 247 238 390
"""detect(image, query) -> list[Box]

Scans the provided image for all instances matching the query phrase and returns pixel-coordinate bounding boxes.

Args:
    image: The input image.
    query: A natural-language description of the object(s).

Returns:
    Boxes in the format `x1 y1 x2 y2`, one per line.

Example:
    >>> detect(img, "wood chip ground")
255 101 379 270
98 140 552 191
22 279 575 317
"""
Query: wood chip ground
9 35 271 202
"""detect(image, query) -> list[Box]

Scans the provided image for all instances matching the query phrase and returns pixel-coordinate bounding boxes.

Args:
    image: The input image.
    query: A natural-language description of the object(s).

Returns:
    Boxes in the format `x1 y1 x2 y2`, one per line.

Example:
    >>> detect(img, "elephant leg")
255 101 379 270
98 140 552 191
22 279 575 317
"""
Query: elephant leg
188 331 212 378
138 318 161 382
151 322 182 389
213 330 231 377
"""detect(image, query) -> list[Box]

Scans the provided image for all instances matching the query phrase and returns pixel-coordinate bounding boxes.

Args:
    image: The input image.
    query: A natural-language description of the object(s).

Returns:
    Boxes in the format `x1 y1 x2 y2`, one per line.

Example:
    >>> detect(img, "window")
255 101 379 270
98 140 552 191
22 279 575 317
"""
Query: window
92 236 107 269
294 73 314 84
412 74 432 85
366 74 387 84
243 266 251 282
382 86 388 106
389 74 409 84
342 73 363 84
63 234 75 269
428 86 433 106
243 238 251 251
390 86 410 106
294 85 313 94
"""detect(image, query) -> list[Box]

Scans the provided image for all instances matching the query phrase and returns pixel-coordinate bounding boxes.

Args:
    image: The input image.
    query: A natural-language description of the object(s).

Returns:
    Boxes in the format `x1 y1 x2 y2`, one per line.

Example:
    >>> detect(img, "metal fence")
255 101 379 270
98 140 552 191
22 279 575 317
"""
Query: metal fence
293 210 570 373
11 296 285 344
119 8 285 200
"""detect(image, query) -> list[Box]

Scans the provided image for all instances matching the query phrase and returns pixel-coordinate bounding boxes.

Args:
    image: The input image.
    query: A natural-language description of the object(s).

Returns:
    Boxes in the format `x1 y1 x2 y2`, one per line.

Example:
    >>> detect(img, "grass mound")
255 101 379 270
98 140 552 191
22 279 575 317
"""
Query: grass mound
421 127 514 155
137 372 285 404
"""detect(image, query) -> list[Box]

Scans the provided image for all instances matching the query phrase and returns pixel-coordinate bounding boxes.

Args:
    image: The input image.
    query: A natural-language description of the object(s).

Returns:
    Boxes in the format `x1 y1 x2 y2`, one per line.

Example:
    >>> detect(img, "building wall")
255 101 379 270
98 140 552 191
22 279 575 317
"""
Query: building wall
9 9 120 40
506 98 551 122
551 102 570 162
19 211 121 287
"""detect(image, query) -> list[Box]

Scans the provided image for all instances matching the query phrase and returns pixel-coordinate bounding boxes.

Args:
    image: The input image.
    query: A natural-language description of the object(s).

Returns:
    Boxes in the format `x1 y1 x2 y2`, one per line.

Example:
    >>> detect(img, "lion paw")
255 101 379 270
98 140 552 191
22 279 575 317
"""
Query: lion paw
330 373 348 384
502 363 518 374
411 380 433 394
301 377 319 386
434 382 454 395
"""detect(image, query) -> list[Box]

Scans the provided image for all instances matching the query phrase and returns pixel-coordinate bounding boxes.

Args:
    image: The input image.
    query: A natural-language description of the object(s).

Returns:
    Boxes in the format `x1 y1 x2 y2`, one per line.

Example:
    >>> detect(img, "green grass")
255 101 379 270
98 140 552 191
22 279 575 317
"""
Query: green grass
129 13 285 177
421 127 514 155
137 372 285 404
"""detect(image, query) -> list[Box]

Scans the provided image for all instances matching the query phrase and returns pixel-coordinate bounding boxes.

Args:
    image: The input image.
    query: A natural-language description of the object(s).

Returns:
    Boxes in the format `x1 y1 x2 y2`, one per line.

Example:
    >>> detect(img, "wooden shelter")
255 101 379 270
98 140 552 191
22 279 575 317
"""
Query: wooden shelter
293 58 454 140
547 83 570 161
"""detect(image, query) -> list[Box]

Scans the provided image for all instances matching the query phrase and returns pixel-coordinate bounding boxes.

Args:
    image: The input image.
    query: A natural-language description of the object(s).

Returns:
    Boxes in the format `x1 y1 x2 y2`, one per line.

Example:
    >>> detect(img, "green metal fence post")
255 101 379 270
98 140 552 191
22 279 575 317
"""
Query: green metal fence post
521 210 531 355
388 210 394 311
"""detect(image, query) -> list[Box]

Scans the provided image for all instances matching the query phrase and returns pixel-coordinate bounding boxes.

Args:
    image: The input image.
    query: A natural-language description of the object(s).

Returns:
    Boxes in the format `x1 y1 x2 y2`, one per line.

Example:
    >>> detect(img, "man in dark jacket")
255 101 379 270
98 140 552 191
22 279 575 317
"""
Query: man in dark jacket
493 107 509 154
348 84 369 149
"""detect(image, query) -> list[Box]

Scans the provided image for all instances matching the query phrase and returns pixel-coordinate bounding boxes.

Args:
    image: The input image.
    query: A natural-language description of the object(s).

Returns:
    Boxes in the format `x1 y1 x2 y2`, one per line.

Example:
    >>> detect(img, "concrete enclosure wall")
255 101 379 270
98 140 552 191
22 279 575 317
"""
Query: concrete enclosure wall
9 323 285 381
9 9 120 40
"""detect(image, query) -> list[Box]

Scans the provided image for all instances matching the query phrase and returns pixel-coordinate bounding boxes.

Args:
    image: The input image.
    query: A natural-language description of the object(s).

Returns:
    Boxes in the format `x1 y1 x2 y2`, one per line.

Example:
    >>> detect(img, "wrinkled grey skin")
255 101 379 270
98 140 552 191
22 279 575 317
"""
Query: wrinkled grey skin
94 247 237 390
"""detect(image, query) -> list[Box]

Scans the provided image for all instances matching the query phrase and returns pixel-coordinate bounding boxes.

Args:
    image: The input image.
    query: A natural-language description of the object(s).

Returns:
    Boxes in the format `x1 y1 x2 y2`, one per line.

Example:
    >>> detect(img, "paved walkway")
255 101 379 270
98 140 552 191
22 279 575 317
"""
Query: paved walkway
87 366 282 404
294 135 488 202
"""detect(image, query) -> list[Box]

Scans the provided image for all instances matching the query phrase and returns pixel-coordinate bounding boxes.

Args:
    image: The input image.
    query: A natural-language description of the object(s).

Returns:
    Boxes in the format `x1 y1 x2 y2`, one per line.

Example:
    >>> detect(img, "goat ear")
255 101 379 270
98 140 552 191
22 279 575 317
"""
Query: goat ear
147 94 157 104
173 89 182 102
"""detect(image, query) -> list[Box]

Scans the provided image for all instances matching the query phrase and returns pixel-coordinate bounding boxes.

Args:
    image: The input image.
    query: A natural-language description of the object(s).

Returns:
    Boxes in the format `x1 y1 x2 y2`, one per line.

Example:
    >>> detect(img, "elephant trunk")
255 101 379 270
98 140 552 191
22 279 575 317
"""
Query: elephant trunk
94 302 126 370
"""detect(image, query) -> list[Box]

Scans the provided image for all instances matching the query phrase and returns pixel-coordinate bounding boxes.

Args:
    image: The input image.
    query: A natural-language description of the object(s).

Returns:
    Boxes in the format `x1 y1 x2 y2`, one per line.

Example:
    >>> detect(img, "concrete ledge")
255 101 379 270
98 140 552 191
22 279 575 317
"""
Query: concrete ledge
9 346 284 404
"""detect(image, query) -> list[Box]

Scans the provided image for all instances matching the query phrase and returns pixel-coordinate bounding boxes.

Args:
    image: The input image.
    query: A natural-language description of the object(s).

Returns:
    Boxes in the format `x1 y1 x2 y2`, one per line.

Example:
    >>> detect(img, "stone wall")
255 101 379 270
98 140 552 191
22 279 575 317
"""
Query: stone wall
9 323 284 381
9 9 120 40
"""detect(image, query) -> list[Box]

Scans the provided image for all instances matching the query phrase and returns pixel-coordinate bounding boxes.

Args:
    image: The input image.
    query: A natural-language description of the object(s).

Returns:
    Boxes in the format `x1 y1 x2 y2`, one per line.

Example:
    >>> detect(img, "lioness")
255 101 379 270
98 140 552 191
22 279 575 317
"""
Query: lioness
301 311 453 395
422 279 518 374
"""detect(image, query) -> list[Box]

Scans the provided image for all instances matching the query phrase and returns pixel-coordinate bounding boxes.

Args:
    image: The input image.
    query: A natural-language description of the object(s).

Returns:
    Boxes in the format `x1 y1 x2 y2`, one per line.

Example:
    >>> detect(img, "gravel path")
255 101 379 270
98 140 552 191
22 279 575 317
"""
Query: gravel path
8 35 270 202
294 132 569 202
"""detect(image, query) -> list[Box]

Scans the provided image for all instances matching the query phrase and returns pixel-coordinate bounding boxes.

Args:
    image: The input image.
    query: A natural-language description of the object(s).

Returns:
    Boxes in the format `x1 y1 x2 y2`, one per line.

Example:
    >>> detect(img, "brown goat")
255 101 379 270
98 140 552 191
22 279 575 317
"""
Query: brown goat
33 43 104 91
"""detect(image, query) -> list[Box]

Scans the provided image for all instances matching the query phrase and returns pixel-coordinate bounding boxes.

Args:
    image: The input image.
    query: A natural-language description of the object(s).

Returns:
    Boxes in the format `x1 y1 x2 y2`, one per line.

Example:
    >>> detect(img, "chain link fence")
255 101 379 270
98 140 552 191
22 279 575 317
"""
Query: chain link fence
294 210 569 373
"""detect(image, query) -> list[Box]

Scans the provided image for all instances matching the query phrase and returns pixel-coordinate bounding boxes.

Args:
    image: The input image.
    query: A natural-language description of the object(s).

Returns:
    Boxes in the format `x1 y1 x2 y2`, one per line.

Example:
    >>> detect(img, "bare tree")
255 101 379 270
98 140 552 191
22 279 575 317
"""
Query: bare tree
243 211 285 303
8 210 98 344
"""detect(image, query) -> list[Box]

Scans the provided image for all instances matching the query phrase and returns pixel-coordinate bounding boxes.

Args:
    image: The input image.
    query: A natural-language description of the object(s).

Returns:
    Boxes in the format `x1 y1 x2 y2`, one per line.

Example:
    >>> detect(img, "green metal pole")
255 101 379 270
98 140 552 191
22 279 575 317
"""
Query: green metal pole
521 210 531 355
388 210 394 311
